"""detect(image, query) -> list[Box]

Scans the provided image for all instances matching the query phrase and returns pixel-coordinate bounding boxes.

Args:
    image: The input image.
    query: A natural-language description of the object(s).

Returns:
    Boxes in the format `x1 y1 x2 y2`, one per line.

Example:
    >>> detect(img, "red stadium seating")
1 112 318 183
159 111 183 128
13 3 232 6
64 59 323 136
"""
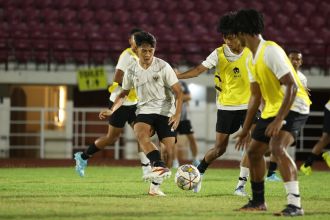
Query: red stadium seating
0 0 328 69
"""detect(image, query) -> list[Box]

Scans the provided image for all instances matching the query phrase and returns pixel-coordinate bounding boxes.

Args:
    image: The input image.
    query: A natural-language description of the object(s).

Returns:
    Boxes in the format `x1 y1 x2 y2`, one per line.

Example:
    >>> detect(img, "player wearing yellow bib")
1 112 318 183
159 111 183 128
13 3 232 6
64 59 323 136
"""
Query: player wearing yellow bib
234 9 311 216
177 13 251 194
300 99 330 175
74 28 151 177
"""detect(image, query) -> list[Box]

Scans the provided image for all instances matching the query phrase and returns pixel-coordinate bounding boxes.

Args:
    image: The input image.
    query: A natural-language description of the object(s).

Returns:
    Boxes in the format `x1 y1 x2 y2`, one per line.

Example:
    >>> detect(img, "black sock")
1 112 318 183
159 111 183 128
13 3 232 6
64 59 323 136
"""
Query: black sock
304 153 319 167
81 143 100 160
146 150 165 168
197 158 209 174
251 181 265 203
267 161 277 177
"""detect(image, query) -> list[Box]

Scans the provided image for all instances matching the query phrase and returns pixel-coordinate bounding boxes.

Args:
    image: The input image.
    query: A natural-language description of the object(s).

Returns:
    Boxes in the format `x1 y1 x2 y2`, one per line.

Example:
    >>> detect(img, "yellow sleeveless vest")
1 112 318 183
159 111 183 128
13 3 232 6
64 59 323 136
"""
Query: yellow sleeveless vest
249 41 311 119
214 46 251 106
108 48 138 102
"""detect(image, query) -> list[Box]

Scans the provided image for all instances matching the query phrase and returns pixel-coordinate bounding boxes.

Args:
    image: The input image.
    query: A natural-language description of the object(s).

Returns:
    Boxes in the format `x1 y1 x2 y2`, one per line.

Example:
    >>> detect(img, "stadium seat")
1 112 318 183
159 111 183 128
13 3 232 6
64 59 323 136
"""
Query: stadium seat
15 0 35 9
70 0 89 10
53 0 70 9
107 1 125 11
282 1 298 15
125 0 142 11
58 9 77 24
77 9 94 24
10 23 29 39
94 9 112 25
67 25 85 41
3 7 21 24
131 11 149 26
24 7 40 24
289 14 307 29
71 41 90 65
52 40 72 65
47 24 66 40
275 13 290 28
148 11 166 26
34 0 52 9
28 22 48 40
300 2 316 17
90 41 109 65
89 0 107 11
318 1 330 17
12 39 33 64
33 40 50 67
40 8 59 24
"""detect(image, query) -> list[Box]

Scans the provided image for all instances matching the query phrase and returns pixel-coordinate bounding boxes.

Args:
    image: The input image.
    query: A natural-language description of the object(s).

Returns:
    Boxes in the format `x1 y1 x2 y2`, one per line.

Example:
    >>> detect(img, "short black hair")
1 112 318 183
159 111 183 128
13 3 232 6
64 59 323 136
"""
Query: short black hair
134 31 157 48
233 9 264 35
130 28 143 36
217 12 236 36
288 49 302 55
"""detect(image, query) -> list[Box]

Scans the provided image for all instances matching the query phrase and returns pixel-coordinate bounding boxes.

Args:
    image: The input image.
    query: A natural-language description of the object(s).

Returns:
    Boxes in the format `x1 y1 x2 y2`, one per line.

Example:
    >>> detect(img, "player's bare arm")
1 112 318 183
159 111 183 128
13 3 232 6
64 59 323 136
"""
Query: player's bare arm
265 73 297 137
113 69 124 84
235 82 261 150
99 89 129 119
177 64 208 79
168 82 183 130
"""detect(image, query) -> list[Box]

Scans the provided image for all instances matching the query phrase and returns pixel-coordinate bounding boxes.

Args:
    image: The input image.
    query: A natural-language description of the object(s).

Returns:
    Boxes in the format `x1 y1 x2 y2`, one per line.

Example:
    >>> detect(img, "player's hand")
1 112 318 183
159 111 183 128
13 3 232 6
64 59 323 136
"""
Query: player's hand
168 113 181 131
234 130 250 151
265 119 286 137
99 109 113 119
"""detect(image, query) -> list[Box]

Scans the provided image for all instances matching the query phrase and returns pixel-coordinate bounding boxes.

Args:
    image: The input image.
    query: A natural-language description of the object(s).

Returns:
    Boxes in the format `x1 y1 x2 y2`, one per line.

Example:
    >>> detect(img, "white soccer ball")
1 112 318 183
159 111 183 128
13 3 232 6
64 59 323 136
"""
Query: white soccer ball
175 164 201 190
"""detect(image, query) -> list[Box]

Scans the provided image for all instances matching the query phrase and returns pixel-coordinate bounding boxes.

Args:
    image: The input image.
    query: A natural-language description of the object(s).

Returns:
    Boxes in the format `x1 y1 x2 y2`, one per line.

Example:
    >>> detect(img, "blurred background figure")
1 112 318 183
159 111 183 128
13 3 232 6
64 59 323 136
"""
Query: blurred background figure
172 79 200 168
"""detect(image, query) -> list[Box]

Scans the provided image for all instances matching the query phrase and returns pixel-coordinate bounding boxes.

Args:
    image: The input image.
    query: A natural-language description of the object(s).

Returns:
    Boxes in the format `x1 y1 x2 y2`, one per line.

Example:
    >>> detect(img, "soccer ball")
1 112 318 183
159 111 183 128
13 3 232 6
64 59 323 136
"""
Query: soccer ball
175 164 201 190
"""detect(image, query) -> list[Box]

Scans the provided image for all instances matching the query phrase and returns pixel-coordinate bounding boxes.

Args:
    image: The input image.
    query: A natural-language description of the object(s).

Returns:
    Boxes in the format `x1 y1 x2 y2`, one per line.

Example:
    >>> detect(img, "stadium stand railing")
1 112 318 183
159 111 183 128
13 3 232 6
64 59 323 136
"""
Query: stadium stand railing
0 106 324 159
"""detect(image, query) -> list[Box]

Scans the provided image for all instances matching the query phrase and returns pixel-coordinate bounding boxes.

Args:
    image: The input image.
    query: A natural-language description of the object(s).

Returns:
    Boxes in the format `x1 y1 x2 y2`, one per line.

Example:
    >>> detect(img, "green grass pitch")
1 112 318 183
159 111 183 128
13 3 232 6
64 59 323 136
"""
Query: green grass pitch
0 166 329 220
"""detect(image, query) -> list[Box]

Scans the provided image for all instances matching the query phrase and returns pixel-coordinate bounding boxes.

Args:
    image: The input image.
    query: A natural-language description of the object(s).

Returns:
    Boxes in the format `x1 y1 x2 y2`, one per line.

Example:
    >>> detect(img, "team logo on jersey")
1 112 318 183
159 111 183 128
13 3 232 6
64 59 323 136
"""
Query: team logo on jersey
153 75 159 81
233 67 241 78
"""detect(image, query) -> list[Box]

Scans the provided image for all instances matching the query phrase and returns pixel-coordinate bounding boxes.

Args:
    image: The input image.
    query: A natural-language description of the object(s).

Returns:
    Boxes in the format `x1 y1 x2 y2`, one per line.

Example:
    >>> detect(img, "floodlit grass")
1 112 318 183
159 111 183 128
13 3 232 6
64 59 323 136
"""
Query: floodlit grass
0 166 329 220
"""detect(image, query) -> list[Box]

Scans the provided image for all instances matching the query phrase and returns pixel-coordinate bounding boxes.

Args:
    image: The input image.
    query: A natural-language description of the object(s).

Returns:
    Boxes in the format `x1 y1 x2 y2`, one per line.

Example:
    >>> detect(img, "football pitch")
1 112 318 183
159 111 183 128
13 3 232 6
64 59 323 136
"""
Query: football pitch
0 166 329 220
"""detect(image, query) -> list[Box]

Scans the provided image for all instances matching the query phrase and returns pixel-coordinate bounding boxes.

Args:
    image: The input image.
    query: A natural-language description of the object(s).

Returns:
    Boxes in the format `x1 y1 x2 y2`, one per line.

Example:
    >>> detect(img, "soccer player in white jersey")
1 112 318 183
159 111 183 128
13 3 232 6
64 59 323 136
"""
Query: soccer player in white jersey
234 9 311 216
177 13 252 195
99 31 183 196
74 28 151 177
300 99 330 175
266 50 310 181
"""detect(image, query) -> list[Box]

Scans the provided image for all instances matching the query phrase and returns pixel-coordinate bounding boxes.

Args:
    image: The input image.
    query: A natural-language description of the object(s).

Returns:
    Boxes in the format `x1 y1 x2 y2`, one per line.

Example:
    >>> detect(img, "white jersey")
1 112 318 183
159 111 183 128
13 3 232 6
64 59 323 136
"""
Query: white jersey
109 49 138 106
326 99 330 111
297 70 307 89
122 57 179 116
201 44 244 68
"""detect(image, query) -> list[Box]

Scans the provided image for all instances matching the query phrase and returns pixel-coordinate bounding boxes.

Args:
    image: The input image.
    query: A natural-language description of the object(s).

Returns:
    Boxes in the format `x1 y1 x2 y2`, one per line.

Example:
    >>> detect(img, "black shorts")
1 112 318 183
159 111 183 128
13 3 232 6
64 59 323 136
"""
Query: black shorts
135 114 176 140
252 111 309 144
108 101 137 128
323 108 330 133
177 120 194 135
216 110 247 134
253 110 261 124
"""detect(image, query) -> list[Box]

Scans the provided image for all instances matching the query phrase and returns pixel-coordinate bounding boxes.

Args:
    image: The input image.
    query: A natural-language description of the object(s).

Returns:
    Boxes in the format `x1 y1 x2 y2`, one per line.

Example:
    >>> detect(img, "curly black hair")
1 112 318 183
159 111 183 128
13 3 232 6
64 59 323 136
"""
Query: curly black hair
233 9 264 35
217 11 237 36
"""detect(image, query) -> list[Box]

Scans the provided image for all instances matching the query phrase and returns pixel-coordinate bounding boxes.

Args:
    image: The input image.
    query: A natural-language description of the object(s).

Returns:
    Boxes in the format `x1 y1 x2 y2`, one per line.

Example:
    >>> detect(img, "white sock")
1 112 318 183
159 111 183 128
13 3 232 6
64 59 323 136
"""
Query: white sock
236 166 249 188
284 181 301 208
138 152 150 165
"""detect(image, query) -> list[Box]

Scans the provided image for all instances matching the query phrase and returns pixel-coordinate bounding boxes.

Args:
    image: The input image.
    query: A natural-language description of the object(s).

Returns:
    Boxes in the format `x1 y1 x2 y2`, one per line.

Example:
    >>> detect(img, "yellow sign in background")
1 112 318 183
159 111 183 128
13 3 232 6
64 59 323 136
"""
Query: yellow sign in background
77 67 108 91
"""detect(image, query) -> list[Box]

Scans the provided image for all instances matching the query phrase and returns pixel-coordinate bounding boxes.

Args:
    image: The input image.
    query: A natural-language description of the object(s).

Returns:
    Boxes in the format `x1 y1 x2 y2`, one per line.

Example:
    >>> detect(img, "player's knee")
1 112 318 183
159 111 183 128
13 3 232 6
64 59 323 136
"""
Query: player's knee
270 147 286 159
214 145 226 157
